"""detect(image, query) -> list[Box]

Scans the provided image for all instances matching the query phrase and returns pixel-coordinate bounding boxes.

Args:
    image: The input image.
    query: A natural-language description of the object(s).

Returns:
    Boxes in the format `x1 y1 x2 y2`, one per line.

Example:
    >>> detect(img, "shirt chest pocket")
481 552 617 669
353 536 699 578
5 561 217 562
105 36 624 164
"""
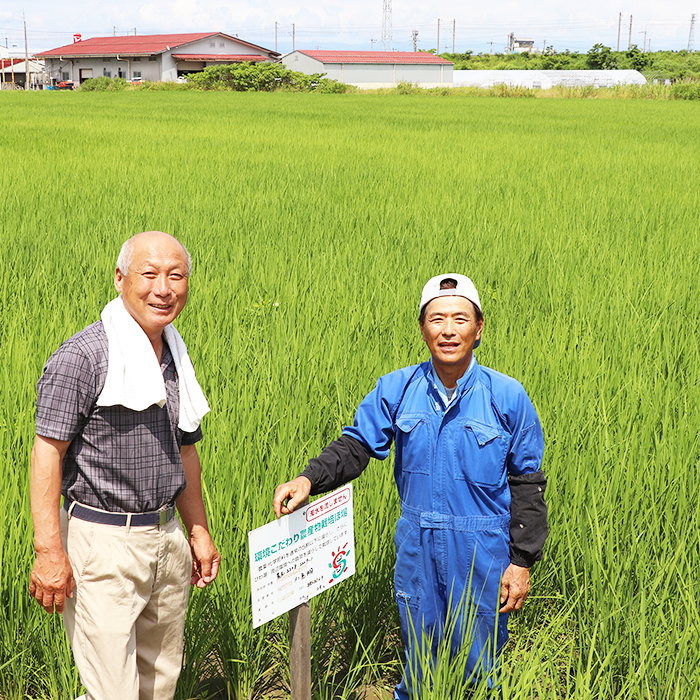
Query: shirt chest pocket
453 419 509 487
395 414 432 475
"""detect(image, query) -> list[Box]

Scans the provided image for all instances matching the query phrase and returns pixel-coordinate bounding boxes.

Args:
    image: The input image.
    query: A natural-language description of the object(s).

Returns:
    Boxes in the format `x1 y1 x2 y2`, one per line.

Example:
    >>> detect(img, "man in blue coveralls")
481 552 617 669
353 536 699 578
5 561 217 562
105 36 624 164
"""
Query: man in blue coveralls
273 273 547 697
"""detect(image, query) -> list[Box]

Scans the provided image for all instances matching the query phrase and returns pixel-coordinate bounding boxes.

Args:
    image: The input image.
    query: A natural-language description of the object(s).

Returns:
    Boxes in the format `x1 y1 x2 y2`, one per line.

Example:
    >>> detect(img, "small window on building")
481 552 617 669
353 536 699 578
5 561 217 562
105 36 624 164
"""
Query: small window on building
148 56 156 61
133 57 141 62
103 69 111 77
219 42 225 47
103 57 111 62
210 41 215 47
61 71 69 80
133 71 142 78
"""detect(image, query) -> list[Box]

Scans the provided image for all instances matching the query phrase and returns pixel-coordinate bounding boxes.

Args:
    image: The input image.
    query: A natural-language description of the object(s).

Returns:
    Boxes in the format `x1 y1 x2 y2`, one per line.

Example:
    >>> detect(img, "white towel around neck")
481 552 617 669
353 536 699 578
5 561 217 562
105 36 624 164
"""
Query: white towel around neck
96 296 209 432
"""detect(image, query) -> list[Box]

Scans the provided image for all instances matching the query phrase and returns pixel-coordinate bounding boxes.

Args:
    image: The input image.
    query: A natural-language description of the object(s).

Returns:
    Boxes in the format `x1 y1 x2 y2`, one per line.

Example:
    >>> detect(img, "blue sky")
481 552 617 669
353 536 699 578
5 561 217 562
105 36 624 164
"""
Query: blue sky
1 0 697 55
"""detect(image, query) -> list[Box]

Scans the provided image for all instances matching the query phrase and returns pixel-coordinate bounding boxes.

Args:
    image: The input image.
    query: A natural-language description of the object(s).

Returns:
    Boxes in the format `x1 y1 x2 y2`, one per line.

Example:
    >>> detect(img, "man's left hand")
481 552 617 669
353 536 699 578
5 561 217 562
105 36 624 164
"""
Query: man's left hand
499 563 530 613
189 527 221 589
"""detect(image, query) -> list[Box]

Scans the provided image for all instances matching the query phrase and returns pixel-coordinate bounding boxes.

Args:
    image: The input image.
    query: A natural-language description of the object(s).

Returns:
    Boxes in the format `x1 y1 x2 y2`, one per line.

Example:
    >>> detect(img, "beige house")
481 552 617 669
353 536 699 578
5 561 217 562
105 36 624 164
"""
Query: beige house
37 32 279 85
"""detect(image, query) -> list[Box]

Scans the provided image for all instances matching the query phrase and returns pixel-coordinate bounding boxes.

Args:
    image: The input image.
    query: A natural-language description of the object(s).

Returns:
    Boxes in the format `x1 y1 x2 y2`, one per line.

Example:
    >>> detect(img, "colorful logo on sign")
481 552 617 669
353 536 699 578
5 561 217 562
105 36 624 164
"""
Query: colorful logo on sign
328 543 349 583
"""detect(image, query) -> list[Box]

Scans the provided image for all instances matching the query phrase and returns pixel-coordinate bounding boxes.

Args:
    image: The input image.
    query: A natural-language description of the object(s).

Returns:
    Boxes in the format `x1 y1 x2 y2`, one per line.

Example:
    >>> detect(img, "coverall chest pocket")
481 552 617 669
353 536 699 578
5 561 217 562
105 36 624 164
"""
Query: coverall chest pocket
395 414 432 475
453 418 509 486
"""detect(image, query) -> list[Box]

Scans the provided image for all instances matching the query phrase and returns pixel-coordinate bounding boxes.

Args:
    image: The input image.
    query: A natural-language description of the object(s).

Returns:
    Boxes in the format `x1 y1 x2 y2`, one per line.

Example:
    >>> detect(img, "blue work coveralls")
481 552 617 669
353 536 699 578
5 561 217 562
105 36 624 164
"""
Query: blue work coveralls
341 357 545 698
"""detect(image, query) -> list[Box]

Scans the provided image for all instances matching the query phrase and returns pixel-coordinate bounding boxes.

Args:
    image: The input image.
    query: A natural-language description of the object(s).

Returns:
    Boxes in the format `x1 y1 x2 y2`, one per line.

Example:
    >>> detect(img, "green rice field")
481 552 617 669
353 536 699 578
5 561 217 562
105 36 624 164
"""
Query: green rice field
1 91 699 699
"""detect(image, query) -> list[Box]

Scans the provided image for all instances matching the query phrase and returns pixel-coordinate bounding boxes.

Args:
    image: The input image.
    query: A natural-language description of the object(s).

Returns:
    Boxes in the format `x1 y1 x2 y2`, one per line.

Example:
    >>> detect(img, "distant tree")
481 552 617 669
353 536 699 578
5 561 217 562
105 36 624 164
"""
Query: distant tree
626 45 651 71
541 48 575 70
587 43 618 69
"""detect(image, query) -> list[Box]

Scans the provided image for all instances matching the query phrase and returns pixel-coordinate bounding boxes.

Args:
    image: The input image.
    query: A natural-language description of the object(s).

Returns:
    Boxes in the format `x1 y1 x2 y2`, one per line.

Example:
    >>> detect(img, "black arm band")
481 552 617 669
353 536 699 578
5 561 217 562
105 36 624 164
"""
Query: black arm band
508 470 548 568
300 434 373 496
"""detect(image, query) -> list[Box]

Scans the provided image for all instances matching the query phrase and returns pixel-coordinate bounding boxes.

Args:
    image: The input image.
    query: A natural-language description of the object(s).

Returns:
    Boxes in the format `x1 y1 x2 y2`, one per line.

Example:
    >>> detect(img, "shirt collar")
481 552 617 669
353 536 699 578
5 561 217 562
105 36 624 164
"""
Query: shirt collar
160 339 173 372
429 355 478 408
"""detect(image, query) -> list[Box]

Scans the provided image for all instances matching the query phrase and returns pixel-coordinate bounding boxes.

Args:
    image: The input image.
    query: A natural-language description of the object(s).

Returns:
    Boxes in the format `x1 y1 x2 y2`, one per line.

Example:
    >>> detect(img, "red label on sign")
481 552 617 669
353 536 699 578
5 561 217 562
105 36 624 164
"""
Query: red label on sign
305 487 351 522
73 34 82 42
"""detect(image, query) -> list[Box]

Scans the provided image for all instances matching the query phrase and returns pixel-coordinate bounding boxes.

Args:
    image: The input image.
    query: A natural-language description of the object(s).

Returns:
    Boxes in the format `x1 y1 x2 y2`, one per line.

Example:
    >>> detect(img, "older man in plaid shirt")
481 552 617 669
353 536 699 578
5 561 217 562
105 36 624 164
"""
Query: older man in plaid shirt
29 231 219 700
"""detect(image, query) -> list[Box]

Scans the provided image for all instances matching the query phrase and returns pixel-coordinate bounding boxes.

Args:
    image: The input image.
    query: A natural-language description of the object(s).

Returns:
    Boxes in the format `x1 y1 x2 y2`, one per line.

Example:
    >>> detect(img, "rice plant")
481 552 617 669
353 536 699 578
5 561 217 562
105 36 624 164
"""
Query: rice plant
0 90 699 698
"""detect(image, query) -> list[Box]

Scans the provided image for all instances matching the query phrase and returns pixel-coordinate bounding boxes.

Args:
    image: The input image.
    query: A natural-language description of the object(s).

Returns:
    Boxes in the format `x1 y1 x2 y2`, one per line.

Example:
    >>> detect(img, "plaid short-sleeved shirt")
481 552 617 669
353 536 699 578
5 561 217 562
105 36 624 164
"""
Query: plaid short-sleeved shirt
36 321 203 513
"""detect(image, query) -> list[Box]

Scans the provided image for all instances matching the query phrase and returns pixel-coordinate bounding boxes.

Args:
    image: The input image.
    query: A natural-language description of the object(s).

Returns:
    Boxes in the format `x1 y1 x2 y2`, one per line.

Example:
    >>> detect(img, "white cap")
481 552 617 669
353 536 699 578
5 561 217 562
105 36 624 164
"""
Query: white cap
419 274 481 314
419 273 482 347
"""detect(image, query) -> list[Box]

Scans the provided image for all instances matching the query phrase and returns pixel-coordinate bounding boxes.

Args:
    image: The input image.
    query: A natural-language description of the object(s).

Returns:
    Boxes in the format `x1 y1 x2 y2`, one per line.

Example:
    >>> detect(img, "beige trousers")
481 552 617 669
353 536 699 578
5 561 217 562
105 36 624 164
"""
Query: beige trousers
61 508 192 700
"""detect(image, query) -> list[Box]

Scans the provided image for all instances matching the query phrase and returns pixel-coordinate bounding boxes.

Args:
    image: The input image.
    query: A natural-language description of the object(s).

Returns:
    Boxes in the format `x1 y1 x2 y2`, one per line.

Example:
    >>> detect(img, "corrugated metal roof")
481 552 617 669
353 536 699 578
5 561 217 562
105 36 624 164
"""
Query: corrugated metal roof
37 33 215 57
298 50 452 65
172 53 270 62
37 33 278 58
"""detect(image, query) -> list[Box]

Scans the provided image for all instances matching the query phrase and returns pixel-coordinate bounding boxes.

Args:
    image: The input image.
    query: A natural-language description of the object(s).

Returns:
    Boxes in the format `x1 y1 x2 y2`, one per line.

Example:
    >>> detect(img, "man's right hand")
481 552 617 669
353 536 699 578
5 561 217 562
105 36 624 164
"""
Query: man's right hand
273 476 312 519
29 548 74 614
29 435 73 614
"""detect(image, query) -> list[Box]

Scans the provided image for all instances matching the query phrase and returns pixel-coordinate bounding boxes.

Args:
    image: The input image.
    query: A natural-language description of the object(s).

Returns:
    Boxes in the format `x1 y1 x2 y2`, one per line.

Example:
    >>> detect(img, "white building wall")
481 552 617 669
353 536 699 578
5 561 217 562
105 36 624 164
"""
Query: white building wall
160 53 176 81
281 52 452 88
45 56 164 82
337 64 395 84
128 57 161 81
179 36 266 57
281 52 326 75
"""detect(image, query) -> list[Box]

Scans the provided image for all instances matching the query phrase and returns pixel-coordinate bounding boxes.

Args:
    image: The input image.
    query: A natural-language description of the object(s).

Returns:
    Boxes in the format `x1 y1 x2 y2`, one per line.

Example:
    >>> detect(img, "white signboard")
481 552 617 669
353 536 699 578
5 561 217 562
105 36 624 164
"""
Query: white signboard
249 484 355 628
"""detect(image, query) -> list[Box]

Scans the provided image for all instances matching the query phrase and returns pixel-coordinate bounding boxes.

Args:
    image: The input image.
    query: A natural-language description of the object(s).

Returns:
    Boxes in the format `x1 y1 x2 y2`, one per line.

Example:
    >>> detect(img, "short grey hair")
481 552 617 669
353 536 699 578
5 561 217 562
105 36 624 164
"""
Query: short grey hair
116 234 192 276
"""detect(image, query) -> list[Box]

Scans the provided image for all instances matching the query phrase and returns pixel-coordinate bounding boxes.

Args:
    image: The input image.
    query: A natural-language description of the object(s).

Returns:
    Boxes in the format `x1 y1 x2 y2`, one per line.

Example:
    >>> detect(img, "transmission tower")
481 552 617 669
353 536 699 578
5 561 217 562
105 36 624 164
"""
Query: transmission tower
412 30 419 52
382 0 393 51
689 14 697 53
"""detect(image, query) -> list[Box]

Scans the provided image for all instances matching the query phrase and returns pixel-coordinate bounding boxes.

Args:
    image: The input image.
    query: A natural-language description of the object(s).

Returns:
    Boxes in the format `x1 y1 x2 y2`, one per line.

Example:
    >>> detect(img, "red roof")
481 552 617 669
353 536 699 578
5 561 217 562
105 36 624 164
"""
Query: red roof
37 33 278 58
0 58 25 67
172 54 270 62
297 50 452 65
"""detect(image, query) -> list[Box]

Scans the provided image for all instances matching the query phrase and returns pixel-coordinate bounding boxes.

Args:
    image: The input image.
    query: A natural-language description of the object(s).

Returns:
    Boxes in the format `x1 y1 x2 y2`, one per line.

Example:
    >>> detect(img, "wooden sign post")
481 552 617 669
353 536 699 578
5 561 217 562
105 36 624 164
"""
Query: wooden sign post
248 486 355 700
289 600 311 700
290 496 311 700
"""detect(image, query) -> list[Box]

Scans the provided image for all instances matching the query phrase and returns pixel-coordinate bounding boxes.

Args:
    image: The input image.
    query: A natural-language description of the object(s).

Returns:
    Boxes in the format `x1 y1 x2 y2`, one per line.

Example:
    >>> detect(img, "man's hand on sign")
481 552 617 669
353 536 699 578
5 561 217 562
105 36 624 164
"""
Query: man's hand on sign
499 563 531 613
273 476 312 518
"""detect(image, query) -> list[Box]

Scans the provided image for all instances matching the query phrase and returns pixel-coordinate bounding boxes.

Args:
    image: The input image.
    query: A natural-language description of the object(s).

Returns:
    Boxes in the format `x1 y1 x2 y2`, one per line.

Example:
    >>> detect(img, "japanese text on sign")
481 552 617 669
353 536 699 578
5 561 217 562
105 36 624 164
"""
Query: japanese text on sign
248 484 355 628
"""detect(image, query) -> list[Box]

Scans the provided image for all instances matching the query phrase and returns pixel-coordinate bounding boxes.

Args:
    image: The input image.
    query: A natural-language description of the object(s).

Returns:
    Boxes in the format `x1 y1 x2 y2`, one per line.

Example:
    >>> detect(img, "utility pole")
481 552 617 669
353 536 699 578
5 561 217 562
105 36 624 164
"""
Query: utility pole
617 13 622 51
436 19 440 54
488 40 495 54
452 19 455 53
292 23 295 51
412 30 418 52
689 14 697 53
113 26 116 37
628 15 633 50
23 14 30 90
275 22 277 53
641 28 647 52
